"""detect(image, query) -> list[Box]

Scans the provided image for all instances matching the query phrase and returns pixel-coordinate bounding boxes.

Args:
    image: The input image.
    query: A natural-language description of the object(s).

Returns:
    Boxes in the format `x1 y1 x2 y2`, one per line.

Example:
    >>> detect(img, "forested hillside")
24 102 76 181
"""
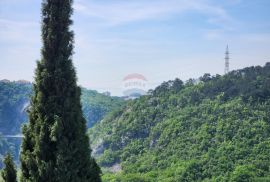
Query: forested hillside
89 63 270 181
81 88 125 128
0 135 13 169
0 81 31 135
0 80 124 134
0 80 124 168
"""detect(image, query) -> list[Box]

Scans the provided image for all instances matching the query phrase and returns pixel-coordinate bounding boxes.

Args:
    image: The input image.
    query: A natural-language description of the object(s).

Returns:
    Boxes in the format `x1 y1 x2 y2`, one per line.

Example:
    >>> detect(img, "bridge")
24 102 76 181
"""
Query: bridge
1 134 23 138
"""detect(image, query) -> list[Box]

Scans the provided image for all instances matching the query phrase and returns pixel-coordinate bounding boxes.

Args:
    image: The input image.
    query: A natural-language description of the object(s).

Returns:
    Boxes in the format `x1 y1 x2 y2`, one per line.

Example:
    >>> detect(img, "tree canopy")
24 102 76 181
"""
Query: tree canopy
89 63 270 181
20 0 101 181
1 153 17 182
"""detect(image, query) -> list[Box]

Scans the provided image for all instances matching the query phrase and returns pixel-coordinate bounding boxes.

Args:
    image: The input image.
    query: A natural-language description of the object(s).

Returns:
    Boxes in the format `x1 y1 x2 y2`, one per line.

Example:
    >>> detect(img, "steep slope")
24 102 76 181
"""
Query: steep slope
0 81 31 135
89 63 270 181
0 80 124 135
81 88 125 128
0 135 14 169
0 80 124 168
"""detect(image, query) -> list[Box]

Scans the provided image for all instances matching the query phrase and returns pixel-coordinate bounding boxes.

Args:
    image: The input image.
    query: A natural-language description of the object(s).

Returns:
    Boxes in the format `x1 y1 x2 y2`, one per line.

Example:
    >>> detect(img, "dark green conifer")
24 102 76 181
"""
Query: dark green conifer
1 153 17 182
20 0 101 181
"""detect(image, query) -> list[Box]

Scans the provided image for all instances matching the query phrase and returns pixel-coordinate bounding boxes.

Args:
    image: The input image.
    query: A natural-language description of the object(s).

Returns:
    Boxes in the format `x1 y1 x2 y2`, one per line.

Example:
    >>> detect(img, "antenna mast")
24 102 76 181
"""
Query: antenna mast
225 45 230 74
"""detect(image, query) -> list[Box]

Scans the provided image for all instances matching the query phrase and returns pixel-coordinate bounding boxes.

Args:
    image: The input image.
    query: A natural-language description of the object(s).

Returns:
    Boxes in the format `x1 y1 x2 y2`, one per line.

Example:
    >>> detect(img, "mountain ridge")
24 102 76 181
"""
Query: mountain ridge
0 81 125 168
89 63 270 181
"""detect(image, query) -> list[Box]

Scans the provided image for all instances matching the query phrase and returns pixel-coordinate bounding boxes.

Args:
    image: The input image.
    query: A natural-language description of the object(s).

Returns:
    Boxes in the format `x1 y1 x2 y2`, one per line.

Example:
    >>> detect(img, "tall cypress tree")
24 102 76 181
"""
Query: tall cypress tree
1 153 17 182
20 0 101 181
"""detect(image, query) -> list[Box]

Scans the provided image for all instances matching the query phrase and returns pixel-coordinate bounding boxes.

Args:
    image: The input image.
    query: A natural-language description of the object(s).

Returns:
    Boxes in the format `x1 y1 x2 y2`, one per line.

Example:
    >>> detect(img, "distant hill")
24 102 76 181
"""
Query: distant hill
89 63 270 181
0 80 32 135
81 88 125 128
0 135 13 169
0 80 125 167
0 80 124 134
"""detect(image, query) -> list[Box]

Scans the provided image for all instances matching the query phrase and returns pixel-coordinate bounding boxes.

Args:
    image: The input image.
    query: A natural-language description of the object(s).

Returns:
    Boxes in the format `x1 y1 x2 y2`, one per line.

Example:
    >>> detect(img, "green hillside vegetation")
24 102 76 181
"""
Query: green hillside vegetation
81 88 125 128
0 81 31 135
89 63 270 181
0 136 14 169
0 81 124 169
0 81 124 134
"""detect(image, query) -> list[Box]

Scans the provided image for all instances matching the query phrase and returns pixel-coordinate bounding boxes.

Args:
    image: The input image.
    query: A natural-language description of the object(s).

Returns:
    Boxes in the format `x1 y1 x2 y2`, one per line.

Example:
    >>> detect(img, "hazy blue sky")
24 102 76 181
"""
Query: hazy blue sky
0 0 269 95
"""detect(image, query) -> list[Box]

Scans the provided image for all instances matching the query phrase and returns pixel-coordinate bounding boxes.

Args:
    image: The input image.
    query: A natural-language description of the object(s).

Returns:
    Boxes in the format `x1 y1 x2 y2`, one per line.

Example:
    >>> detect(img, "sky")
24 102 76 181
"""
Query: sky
0 0 270 96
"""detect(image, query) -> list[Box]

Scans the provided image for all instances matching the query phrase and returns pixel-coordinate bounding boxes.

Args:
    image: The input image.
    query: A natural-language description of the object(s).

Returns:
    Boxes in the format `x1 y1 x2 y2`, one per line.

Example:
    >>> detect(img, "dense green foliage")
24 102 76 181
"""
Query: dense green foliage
1 153 17 182
81 88 124 128
89 63 270 181
0 81 31 135
0 81 32 169
0 81 123 168
0 81 123 134
20 0 101 181
0 136 14 169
